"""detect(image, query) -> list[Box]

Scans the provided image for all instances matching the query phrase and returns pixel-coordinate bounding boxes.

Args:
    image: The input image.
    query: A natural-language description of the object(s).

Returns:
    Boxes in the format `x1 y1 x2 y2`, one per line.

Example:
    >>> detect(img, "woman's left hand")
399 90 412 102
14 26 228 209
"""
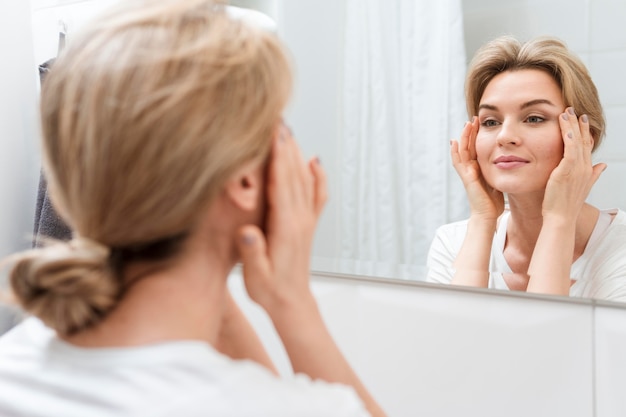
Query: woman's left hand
236 123 327 314
542 107 606 222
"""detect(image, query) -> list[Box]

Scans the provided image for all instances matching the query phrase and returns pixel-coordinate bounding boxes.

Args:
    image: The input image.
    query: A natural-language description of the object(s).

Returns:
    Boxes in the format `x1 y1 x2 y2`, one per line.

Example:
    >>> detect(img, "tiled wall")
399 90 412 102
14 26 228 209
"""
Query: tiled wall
230 270 626 417
463 0 626 211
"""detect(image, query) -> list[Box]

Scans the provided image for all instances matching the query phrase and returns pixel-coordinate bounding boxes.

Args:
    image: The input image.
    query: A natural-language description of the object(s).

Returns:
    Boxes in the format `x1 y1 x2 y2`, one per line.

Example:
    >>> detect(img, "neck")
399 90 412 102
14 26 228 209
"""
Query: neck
506 193 599 261
64 243 235 349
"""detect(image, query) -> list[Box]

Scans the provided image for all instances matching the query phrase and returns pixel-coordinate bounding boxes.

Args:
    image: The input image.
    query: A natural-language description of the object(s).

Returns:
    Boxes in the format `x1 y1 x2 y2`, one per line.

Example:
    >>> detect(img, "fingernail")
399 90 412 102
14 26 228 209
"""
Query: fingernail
314 156 321 165
562 113 569 121
242 234 255 245
568 107 576 116
582 114 588 123
450 140 453 146
471 116 477 123
567 132 573 139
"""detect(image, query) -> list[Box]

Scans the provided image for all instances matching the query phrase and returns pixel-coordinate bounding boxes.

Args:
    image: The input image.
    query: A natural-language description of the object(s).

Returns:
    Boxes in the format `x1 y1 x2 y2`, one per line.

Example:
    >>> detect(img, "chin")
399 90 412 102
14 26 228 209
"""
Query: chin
485 174 548 196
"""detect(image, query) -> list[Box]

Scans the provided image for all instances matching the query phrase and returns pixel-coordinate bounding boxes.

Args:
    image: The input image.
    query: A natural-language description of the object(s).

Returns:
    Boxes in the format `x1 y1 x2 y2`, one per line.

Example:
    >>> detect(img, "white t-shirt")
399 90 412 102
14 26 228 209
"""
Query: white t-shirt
0 318 370 417
427 208 626 302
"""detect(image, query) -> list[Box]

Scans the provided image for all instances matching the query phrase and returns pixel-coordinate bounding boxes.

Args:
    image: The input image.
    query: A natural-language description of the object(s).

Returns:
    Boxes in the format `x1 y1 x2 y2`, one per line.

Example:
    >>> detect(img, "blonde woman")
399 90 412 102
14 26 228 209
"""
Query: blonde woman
428 36 626 301
0 1 385 416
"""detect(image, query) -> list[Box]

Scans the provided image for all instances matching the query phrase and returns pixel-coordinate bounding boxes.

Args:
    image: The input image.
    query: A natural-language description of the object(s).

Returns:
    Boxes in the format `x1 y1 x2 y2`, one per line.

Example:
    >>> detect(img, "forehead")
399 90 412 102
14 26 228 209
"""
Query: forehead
480 69 564 108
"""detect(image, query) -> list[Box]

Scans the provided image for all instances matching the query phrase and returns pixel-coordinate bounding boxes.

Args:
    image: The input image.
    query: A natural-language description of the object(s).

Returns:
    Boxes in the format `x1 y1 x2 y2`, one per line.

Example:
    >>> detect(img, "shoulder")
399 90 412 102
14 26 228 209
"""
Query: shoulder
432 218 470 240
170 365 369 417
574 209 626 301
597 209 626 247
0 328 368 417
609 209 626 228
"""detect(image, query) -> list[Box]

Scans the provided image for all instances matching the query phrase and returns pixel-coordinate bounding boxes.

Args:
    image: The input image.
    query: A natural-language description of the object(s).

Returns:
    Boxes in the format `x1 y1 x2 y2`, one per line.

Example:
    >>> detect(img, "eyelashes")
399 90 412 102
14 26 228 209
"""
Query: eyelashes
479 115 548 127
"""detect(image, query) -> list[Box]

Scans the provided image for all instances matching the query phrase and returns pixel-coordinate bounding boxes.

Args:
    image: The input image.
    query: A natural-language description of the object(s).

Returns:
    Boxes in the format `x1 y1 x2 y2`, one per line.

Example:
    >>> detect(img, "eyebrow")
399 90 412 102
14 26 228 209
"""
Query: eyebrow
478 99 557 112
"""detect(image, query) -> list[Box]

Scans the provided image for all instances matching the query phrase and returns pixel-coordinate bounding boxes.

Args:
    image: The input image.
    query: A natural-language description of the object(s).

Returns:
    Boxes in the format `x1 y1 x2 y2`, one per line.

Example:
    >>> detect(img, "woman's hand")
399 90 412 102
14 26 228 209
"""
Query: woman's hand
236 123 327 314
451 116 504 221
542 107 606 222
527 108 606 296
235 124 386 417
449 117 502 288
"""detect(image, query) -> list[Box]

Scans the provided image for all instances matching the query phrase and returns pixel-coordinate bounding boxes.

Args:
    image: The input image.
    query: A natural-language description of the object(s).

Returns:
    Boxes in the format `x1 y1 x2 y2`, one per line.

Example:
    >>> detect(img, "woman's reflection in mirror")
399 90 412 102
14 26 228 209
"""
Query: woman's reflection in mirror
428 35 626 302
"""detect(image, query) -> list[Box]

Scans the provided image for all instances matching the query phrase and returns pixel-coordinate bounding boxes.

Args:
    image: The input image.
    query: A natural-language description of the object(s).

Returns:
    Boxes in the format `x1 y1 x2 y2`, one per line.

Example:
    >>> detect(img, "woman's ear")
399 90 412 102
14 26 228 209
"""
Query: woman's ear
224 161 263 212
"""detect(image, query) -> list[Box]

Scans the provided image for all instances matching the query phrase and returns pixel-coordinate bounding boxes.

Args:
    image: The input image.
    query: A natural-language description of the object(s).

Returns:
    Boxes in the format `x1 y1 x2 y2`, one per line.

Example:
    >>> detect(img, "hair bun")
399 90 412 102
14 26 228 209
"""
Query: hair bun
9 237 120 335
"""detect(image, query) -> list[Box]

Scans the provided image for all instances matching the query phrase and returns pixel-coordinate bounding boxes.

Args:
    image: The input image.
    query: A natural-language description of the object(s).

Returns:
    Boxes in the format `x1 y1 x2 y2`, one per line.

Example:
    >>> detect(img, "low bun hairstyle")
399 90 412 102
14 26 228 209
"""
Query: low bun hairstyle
9 239 118 335
6 0 292 335
465 35 605 150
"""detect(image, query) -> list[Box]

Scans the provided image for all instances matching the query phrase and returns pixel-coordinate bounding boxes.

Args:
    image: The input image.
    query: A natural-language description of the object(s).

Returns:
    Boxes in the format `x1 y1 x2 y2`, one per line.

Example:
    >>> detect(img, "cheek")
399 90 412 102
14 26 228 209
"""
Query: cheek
474 133 491 165
540 132 565 166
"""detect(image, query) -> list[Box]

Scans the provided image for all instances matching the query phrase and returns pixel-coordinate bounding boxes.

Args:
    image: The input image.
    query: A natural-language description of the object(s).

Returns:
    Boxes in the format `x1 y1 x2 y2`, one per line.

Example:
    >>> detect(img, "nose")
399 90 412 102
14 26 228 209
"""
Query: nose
496 120 520 146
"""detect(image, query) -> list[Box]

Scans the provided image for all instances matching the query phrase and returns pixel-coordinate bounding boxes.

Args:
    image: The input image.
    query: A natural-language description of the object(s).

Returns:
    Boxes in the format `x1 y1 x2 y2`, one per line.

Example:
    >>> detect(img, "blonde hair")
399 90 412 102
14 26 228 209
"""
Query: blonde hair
6 0 292 335
465 35 605 150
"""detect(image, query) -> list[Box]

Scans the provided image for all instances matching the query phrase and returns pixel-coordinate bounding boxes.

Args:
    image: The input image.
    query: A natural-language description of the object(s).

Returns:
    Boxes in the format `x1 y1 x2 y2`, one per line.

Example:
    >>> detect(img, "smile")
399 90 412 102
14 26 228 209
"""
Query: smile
493 155 529 169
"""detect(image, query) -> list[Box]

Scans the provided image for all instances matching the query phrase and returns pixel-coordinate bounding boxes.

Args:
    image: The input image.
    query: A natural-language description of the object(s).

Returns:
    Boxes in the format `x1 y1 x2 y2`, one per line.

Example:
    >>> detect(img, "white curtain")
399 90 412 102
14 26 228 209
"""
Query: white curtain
339 0 468 279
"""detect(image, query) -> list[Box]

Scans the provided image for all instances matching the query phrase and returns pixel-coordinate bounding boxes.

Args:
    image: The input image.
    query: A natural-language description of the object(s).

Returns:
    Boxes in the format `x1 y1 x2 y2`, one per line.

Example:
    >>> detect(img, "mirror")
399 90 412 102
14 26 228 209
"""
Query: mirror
229 0 626 303
27 0 626 302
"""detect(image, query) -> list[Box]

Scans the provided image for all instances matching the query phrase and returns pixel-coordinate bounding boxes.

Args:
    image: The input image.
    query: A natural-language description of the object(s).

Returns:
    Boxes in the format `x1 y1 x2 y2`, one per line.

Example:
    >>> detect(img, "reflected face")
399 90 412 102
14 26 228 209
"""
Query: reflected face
475 69 566 195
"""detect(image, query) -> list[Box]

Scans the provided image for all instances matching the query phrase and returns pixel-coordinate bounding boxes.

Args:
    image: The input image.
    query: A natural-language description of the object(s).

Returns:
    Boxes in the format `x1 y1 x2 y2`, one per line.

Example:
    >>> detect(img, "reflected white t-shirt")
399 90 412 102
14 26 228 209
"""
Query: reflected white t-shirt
0 318 370 417
427 209 626 302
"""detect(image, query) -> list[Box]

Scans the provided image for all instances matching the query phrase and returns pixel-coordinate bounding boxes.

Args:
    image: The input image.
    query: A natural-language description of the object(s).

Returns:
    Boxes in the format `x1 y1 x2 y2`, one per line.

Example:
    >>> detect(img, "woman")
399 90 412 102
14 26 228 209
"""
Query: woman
0 1 385 416
428 35 626 301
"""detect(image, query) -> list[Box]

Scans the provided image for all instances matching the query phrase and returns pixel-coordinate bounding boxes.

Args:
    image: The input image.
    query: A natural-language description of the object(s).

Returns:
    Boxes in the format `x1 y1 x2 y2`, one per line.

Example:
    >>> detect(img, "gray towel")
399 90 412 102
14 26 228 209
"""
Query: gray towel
33 172 72 247
32 58 72 248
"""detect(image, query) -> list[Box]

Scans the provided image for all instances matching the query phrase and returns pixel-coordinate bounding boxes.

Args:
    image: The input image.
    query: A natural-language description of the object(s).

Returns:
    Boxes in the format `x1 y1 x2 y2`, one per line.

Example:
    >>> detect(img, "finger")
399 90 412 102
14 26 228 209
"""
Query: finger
566 107 582 137
281 124 313 206
468 116 479 160
589 162 607 187
567 107 586 162
579 114 594 165
458 120 473 162
266 126 290 209
450 139 462 168
309 156 327 216
237 225 272 294
559 110 578 161
565 107 586 160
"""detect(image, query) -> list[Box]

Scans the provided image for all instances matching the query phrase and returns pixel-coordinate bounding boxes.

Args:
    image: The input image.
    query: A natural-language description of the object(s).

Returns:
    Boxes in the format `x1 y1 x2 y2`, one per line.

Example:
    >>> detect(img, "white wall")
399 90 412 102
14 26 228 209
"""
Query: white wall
462 0 626 211
0 1 39 268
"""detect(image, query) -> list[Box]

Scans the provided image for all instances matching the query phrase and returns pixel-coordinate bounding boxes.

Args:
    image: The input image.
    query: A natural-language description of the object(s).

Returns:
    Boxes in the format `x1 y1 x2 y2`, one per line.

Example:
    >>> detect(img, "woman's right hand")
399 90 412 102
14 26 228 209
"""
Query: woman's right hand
450 116 504 221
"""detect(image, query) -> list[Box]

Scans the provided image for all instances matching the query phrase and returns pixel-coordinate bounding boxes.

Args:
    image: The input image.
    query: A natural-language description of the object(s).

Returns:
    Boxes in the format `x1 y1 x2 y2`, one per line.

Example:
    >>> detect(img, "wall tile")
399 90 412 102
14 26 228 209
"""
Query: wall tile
590 0 626 51
594 106 626 161
590 49 626 107
594 305 626 417
463 0 590 59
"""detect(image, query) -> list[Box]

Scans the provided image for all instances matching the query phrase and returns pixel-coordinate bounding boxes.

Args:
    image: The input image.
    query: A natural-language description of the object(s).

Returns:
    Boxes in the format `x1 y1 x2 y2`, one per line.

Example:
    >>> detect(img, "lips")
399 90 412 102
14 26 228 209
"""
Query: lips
493 155 529 169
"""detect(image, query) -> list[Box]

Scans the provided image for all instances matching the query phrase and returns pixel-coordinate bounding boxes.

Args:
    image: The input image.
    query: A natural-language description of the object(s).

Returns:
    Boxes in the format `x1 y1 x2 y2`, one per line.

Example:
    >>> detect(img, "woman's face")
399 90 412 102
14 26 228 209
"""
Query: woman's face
475 69 566 196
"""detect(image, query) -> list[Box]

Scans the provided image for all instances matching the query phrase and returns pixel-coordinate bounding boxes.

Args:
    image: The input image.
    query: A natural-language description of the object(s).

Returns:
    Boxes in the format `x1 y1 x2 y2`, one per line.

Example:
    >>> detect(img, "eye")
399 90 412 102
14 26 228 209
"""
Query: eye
481 119 499 127
526 115 545 123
